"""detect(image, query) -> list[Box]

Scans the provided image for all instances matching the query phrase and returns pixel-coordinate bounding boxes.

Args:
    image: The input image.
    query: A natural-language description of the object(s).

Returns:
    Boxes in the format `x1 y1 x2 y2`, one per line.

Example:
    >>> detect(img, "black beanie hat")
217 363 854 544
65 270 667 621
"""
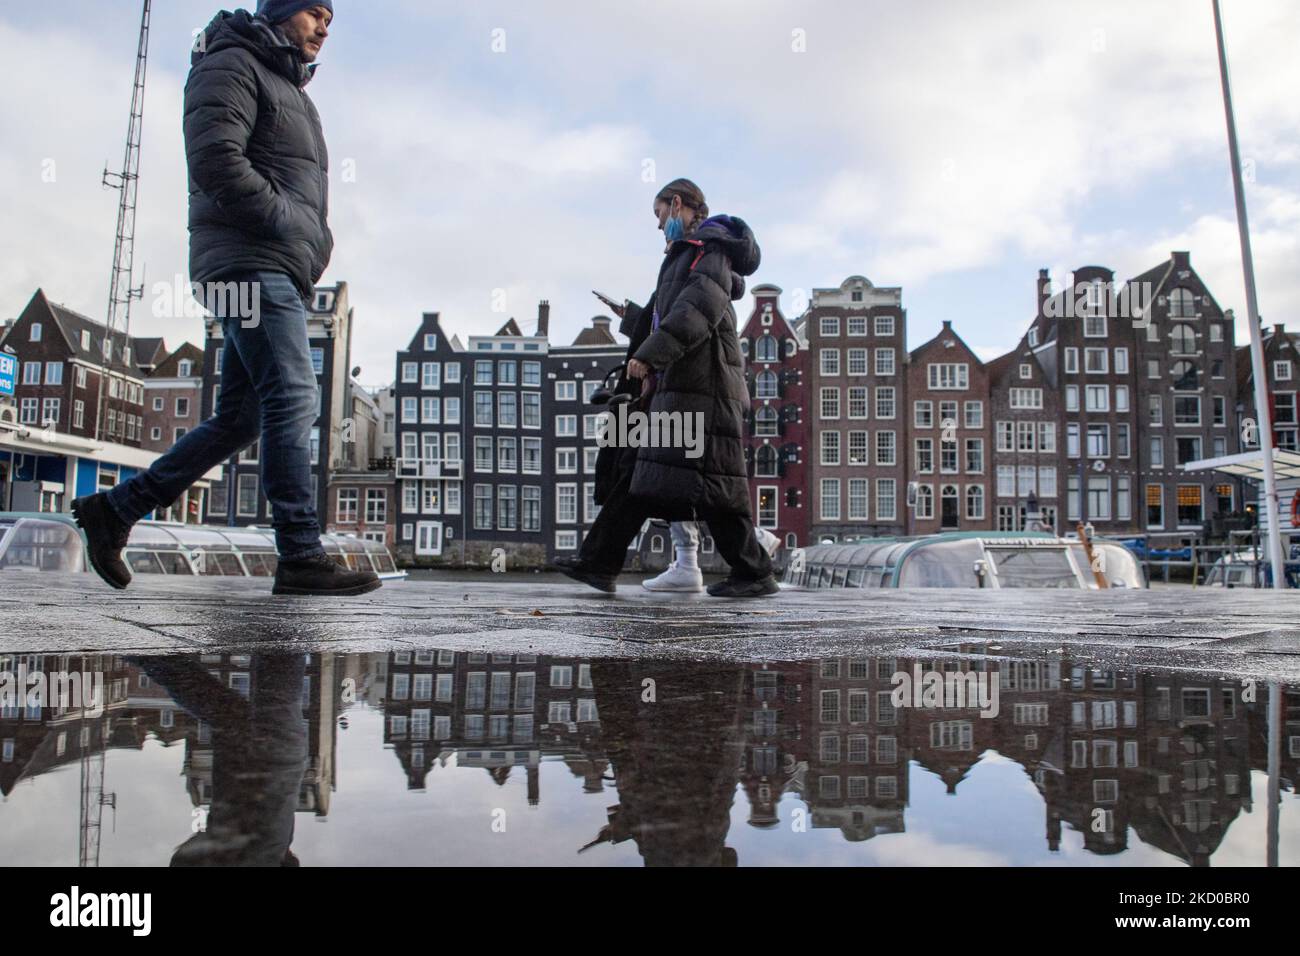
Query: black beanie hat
256 0 333 25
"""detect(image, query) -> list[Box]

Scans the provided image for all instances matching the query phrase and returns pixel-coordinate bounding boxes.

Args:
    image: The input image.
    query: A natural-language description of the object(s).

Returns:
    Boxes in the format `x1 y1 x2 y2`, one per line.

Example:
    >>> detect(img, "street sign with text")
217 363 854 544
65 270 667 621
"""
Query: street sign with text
0 354 15 396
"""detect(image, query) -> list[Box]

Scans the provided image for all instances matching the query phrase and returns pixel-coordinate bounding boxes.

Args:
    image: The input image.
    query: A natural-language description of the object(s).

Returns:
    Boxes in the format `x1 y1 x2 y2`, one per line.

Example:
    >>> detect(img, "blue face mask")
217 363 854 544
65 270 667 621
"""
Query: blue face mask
663 214 685 242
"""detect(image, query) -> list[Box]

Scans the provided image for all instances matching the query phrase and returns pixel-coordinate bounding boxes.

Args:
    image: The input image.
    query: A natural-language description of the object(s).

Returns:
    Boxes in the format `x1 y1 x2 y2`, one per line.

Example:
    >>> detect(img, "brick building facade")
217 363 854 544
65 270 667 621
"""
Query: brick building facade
800 276 907 543
142 342 204 454
906 321 992 533
740 284 809 551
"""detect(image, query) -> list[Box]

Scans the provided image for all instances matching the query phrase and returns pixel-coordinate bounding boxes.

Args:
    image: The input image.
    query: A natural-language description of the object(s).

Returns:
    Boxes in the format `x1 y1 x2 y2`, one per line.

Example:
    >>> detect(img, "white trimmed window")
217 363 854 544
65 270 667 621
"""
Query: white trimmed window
915 484 934 519
820 479 841 521
848 479 870 520
877 479 896 520
848 431 869 465
556 484 578 523
1039 422 1056 452
927 364 969 390
1010 388 1042 409
847 348 868 375
337 488 359 523
996 421 1014 452
875 387 896 419
876 430 897 466
820 430 841 466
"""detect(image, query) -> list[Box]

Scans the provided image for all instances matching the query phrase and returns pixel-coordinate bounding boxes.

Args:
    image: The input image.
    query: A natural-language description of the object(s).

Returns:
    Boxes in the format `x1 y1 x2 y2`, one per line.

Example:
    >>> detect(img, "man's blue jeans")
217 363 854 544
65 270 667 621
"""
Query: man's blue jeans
107 271 326 561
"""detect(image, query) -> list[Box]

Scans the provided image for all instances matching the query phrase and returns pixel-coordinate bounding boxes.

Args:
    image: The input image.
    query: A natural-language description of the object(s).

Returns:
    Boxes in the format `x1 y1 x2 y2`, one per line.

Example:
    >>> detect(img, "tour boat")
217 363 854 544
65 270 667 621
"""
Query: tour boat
783 531 1145 590
0 512 406 581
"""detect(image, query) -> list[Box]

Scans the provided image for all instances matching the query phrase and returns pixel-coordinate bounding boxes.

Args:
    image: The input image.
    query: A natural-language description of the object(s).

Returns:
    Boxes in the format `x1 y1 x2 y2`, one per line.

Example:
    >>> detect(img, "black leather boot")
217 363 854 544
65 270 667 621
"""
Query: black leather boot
554 555 617 593
71 493 133 590
706 575 780 598
272 552 382 596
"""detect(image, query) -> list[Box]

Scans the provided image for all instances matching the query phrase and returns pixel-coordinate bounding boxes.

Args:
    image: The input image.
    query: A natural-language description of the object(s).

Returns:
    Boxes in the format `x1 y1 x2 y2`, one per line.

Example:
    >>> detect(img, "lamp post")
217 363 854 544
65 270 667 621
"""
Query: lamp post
1213 0 1287 590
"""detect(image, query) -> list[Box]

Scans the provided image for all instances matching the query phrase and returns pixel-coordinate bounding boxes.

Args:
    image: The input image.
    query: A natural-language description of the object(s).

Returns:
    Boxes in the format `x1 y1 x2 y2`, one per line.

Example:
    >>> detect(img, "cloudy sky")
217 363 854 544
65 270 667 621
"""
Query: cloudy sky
2 0 1297 387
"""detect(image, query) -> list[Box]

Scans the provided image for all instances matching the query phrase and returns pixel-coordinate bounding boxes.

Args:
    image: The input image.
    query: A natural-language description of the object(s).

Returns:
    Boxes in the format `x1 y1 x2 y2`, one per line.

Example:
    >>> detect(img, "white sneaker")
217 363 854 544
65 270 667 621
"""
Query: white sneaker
642 563 705 592
755 527 782 559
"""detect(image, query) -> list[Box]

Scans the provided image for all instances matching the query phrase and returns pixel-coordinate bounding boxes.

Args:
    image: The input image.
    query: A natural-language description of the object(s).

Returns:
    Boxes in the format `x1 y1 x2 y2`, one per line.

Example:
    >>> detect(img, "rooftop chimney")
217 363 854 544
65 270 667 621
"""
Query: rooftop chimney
1036 268 1051 317
536 300 550 338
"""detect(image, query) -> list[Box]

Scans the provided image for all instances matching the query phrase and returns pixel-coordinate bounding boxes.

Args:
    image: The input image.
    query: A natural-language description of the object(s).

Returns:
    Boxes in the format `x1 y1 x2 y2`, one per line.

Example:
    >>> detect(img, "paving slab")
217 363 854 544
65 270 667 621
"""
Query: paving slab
0 573 1297 677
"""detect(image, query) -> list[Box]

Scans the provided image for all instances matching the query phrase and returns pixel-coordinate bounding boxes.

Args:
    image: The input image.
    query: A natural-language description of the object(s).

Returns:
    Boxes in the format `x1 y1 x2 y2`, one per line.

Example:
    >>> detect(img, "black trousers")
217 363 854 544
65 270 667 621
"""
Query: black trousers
580 469 772 581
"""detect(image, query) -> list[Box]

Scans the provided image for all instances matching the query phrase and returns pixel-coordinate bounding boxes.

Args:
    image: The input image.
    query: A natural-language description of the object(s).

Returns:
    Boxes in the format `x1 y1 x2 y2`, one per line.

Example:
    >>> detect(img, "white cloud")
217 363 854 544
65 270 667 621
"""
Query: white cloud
3 0 1298 383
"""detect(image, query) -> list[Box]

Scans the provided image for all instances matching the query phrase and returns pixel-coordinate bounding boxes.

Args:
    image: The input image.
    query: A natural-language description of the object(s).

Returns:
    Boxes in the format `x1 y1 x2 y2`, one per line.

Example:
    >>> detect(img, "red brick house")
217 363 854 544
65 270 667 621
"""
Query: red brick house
740 284 809 552
906 321 992 533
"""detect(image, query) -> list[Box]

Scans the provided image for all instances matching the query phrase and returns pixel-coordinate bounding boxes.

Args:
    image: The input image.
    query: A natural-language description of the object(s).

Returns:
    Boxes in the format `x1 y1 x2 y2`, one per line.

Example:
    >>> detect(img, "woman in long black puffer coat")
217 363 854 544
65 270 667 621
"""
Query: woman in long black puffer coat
560 178 777 598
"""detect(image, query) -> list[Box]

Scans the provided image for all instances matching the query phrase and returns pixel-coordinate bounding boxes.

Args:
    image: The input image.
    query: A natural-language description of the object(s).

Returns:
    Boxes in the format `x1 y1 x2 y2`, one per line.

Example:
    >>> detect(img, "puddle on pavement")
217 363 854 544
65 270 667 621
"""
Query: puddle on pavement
1 647 1296 866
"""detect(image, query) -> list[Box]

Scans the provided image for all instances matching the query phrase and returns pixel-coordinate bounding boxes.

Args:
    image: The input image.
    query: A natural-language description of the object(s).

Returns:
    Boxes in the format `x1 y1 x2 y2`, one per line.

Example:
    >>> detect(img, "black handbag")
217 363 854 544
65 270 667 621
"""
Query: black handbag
591 363 643 506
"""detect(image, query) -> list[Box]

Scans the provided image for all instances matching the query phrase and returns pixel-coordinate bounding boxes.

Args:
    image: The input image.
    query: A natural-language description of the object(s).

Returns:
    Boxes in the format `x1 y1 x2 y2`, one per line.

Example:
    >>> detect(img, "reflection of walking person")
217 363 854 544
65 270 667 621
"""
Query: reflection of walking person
71 1 379 598
585 661 746 866
131 654 309 866
559 179 778 598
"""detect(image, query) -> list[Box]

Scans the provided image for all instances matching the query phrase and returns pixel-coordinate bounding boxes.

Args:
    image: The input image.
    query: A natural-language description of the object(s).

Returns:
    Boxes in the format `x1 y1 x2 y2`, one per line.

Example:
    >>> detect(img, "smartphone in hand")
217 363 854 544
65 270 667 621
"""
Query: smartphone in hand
592 290 626 318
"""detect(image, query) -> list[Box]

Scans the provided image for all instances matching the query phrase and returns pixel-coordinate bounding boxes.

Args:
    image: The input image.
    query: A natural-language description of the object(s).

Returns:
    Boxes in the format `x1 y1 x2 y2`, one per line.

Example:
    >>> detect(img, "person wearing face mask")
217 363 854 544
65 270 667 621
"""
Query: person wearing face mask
558 179 778 598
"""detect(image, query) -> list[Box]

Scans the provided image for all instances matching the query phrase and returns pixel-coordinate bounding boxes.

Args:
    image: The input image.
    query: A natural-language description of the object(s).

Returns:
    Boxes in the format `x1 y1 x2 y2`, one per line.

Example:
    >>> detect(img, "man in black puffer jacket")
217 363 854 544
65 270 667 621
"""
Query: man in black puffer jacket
186 2 333 300
73 1 380 599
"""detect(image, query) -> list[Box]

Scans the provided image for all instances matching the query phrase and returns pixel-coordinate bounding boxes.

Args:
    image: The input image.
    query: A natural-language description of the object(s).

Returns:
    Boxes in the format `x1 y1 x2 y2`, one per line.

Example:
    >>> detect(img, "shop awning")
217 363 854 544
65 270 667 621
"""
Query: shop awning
1182 449 1300 481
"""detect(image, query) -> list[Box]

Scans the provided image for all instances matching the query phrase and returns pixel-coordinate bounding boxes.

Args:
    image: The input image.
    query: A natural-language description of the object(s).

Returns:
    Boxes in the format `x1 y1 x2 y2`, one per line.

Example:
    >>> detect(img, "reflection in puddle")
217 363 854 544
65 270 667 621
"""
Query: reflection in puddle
0 648 1295 866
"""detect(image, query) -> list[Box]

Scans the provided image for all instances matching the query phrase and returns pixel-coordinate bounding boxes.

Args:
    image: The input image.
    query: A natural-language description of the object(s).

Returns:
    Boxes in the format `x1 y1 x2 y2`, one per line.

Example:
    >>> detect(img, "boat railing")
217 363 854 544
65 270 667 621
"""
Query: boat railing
1117 529 1299 587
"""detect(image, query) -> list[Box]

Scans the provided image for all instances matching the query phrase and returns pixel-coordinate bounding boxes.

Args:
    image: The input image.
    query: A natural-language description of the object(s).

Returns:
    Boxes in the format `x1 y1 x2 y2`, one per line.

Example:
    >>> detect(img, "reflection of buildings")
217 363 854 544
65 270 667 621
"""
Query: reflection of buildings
1249 684 1300 794
0 653 134 866
738 662 810 829
795 651 1263 864
1130 672 1252 865
182 653 338 817
0 654 132 795
804 656 909 840
381 650 608 800
1 648 1290 866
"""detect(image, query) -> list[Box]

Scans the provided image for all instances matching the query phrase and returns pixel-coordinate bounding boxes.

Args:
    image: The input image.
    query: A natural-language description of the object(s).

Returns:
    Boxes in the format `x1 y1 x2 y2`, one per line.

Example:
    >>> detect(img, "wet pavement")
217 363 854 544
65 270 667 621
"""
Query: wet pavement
1 573 1298 866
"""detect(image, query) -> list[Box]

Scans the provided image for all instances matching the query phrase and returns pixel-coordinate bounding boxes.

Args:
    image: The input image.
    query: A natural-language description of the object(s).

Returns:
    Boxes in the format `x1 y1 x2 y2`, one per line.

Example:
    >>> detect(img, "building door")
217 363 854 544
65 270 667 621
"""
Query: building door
416 521 442 557
941 485 960 530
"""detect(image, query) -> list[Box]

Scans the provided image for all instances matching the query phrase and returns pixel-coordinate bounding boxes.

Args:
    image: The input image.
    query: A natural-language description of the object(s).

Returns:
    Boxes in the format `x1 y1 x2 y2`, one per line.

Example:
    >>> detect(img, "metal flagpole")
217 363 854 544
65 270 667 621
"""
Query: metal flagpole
1212 0 1287 590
